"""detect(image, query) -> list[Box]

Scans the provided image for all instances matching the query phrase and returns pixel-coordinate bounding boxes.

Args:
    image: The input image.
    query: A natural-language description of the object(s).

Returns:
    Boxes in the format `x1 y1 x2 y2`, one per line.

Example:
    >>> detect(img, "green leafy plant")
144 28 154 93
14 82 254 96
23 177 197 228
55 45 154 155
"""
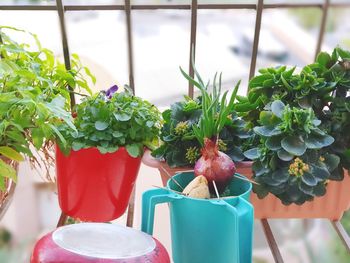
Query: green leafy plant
237 47 350 173
152 95 249 167
178 66 253 192
0 26 93 187
58 87 162 158
180 69 240 144
245 100 340 205
310 48 350 171
235 65 335 128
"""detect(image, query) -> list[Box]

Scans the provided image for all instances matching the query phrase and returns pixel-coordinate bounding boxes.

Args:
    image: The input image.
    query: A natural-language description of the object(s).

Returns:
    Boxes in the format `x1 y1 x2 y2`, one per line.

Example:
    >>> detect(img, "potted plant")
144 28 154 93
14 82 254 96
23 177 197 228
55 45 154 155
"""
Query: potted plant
0 26 91 219
236 47 350 219
56 86 162 222
143 80 251 186
141 67 254 263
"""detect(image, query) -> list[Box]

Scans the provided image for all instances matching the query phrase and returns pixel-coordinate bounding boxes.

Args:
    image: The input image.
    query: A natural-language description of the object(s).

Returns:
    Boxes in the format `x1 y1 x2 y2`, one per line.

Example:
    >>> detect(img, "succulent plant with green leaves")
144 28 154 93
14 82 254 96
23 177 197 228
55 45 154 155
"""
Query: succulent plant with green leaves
235 65 335 128
236 47 350 175
245 100 340 205
310 48 350 171
152 92 250 168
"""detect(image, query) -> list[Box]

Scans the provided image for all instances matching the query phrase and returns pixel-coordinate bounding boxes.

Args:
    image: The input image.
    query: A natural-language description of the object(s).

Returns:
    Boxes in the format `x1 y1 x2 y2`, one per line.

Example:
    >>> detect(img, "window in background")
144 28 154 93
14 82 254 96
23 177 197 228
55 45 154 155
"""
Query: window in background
132 0 190 4
322 7 350 52
197 0 256 3
1 0 55 4
65 10 128 93
64 0 124 4
255 7 322 74
196 9 256 96
132 10 191 107
0 10 61 54
264 0 323 3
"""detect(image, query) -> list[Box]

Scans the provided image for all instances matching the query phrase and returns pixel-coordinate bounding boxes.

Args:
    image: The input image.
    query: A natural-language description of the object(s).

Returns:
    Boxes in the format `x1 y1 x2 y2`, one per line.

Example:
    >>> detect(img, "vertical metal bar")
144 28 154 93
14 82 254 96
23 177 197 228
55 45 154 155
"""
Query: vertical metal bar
0 30 4 59
331 220 350 253
248 0 264 80
315 0 330 59
261 219 285 263
56 0 75 108
125 0 135 94
57 212 67 227
126 186 136 227
125 0 136 227
188 0 198 98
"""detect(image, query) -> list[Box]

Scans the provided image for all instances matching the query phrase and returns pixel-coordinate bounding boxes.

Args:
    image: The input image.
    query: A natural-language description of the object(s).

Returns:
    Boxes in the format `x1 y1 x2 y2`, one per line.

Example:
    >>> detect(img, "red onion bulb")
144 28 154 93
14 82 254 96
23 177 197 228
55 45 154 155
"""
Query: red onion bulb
194 138 236 193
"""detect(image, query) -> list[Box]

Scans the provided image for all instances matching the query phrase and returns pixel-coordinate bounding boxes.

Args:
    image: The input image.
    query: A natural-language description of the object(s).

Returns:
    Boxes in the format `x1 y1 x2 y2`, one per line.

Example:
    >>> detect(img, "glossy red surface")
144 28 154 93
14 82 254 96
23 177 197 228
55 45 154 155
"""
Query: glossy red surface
56 146 142 222
30 231 170 263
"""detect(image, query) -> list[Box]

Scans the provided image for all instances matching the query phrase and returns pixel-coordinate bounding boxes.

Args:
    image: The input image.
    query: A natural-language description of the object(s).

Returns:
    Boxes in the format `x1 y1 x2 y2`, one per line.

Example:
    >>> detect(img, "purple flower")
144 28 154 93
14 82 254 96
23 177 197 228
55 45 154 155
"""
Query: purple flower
105 85 119 99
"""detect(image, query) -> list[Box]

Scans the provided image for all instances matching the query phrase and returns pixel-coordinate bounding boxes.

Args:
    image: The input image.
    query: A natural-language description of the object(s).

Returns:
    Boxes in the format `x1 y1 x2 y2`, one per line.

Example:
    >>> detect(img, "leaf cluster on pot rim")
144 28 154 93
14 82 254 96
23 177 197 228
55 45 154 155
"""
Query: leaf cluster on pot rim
57 85 162 158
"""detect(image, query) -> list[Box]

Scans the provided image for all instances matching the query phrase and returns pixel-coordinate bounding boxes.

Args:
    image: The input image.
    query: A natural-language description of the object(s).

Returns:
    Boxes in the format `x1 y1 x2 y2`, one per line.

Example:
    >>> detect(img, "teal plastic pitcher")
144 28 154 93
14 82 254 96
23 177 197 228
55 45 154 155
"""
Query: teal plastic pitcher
141 172 254 263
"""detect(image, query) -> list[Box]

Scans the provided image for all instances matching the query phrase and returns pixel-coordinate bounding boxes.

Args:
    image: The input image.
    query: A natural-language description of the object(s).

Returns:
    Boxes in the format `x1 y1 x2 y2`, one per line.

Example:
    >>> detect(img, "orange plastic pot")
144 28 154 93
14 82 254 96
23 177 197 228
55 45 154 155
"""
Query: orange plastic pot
56 146 142 222
142 150 350 220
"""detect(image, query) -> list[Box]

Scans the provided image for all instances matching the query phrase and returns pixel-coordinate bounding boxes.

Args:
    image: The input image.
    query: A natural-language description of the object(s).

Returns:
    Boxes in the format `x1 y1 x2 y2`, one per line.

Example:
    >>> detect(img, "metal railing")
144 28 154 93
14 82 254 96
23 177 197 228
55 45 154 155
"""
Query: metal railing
1 1 350 262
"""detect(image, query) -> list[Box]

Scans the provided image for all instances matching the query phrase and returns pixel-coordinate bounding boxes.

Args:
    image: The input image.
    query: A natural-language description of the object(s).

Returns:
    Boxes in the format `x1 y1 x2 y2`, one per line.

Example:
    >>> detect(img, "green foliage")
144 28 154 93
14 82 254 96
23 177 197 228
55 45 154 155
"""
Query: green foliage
180 67 240 145
237 47 350 172
0 26 93 188
312 48 350 171
152 94 251 168
245 101 339 205
58 89 162 157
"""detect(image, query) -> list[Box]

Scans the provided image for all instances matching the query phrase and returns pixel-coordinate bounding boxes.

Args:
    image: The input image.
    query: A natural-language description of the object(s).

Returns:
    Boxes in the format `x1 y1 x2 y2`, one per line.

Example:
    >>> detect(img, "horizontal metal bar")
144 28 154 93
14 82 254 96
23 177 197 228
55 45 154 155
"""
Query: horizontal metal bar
331 220 350 254
1 3 350 11
261 219 284 263
264 3 322 9
0 5 57 10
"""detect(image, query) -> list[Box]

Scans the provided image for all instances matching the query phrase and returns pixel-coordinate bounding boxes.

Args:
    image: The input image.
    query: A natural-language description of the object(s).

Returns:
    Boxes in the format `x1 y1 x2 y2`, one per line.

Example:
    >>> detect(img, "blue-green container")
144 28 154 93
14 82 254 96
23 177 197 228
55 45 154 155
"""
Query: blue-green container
142 172 254 263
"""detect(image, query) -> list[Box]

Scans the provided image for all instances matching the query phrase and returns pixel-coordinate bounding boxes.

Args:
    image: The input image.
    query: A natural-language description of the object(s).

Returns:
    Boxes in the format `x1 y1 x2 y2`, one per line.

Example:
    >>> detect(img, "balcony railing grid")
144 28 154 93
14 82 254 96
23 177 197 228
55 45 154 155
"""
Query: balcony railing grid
1 1 350 262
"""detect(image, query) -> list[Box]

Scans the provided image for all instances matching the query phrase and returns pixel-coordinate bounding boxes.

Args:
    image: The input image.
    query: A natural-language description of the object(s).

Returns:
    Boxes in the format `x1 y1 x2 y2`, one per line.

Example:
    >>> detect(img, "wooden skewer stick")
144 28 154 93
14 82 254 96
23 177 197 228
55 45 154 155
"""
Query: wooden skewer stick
212 180 221 200
175 169 194 173
160 167 184 190
211 195 238 200
234 174 260 185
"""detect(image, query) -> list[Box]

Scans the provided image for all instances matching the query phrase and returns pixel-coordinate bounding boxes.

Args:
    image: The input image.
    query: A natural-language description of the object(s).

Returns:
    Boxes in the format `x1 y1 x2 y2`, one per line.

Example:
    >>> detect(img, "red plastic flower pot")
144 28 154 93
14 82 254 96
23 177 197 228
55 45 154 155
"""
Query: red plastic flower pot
56 146 142 222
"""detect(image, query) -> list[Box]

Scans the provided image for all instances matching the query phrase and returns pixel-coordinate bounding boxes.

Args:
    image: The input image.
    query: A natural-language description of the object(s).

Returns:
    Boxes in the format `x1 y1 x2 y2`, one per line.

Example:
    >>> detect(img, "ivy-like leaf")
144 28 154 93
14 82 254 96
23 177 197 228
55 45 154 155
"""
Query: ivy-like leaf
305 134 334 149
281 136 307 156
95 121 109 131
301 172 318 186
244 148 260 160
277 149 294 161
323 153 340 172
126 144 141 158
271 168 289 183
254 126 282 137
271 100 285 118
265 136 282 151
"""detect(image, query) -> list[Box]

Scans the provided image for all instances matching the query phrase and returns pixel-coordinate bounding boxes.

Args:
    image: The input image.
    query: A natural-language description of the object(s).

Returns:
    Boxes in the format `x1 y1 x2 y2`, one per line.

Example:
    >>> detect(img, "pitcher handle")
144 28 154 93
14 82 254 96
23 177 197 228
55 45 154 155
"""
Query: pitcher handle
224 197 254 263
141 188 182 235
